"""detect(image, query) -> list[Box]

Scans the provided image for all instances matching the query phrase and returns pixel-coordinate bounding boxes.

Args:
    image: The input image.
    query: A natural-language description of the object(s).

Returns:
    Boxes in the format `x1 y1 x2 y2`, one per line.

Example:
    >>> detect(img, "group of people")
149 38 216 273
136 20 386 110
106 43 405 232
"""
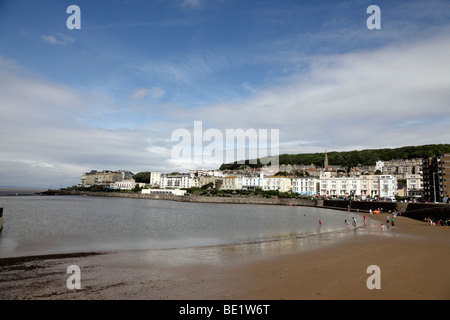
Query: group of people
425 217 449 227
344 217 360 229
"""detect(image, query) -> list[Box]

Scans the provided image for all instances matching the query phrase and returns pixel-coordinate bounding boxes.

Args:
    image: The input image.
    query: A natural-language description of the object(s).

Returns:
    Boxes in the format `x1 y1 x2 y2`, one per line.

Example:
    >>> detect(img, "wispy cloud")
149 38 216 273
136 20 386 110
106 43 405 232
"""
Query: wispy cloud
179 0 204 10
132 87 165 100
41 33 75 45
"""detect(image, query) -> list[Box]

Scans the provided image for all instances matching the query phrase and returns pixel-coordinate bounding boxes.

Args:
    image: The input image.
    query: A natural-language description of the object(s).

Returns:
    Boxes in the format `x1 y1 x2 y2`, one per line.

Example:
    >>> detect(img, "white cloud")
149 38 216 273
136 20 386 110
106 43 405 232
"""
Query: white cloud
132 88 150 99
180 0 203 10
41 33 75 45
148 33 450 153
132 87 165 100
1 32 450 188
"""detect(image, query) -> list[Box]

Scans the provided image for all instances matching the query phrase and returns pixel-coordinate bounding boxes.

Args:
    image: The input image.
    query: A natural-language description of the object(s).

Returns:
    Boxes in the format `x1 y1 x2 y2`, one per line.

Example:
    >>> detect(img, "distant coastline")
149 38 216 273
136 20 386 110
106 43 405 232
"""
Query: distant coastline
0 187 47 196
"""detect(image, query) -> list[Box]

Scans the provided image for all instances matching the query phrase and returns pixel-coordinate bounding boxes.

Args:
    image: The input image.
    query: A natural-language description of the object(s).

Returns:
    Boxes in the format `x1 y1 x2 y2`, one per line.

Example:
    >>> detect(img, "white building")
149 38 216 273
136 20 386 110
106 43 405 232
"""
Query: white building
263 176 292 193
112 178 136 190
319 173 360 197
142 188 186 196
319 173 397 198
242 175 265 190
189 169 224 177
379 175 398 198
220 176 243 190
375 161 384 172
405 174 422 197
160 174 195 189
149 172 162 187
292 177 319 196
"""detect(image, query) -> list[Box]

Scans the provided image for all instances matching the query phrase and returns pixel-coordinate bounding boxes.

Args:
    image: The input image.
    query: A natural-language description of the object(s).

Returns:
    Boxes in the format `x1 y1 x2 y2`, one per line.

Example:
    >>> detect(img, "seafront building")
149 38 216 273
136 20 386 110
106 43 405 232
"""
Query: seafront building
77 151 450 200
221 175 243 191
142 188 186 196
292 177 319 196
422 153 450 202
111 179 137 190
242 175 265 191
263 175 292 193
319 172 397 199
79 170 134 188
160 174 197 189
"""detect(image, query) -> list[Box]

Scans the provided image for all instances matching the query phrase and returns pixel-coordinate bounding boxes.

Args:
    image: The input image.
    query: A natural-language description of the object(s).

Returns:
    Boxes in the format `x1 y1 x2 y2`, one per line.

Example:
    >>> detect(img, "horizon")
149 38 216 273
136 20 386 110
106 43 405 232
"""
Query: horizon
1 1 450 189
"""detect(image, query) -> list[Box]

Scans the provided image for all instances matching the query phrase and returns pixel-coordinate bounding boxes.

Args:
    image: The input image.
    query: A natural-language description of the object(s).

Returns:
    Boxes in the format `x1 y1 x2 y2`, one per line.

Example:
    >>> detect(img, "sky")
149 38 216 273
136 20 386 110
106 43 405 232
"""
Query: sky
0 0 449 188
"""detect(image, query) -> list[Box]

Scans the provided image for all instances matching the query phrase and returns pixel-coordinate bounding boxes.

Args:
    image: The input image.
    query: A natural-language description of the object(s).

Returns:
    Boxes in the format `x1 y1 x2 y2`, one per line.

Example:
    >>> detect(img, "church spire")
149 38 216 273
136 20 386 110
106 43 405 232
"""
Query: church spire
324 150 329 168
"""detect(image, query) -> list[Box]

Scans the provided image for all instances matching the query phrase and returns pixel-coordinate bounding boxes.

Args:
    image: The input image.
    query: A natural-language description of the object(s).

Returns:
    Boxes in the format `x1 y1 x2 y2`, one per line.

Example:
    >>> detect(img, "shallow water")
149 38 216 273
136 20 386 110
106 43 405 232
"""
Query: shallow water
0 195 385 258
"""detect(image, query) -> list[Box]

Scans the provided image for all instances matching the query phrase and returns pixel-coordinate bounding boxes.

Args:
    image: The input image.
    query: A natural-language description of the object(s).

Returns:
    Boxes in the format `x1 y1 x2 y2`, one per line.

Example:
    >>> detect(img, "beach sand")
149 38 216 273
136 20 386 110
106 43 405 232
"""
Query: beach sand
1 212 449 300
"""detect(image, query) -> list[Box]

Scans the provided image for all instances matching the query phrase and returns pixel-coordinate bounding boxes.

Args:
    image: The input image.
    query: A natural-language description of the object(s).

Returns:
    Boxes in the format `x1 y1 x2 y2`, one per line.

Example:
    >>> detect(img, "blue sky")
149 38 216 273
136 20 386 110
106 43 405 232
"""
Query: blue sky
1 0 450 188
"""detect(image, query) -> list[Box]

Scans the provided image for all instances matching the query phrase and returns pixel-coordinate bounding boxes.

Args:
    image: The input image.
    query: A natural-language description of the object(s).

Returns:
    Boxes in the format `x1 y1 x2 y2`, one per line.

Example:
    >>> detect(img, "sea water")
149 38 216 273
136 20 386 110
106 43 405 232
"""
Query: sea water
0 195 381 258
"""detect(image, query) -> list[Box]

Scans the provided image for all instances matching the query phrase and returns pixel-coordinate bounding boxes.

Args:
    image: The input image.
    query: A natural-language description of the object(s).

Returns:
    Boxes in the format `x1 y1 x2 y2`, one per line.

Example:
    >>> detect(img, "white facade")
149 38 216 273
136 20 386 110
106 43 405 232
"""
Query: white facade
111 178 136 190
319 173 397 198
379 175 398 198
292 177 319 195
142 188 186 196
406 174 422 197
189 169 224 177
263 176 292 192
220 176 243 190
242 175 265 190
160 174 195 189
149 172 162 187
375 161 384 172
319 173 360 197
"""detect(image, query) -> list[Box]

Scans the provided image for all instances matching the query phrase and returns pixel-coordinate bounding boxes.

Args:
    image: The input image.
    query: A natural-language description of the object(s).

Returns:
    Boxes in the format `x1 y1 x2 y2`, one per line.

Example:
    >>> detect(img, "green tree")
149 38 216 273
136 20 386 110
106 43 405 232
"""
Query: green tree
133 172 150 183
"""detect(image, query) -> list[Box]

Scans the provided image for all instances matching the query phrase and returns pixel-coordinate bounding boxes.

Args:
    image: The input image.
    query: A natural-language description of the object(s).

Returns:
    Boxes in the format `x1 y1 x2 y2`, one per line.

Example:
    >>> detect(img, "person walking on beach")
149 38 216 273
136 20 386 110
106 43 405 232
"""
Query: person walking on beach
352 217 357 229
391 216 395 227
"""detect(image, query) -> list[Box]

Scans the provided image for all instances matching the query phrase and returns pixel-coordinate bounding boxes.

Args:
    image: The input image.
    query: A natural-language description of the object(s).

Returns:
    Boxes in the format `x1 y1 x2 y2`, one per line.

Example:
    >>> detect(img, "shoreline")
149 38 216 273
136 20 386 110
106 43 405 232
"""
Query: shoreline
51 190 450 221
1 210 449 299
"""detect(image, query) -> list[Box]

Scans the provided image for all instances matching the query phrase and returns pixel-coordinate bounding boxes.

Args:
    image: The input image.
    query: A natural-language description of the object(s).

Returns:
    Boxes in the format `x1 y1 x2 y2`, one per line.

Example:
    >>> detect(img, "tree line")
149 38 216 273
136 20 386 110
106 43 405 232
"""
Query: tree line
219 144 450 170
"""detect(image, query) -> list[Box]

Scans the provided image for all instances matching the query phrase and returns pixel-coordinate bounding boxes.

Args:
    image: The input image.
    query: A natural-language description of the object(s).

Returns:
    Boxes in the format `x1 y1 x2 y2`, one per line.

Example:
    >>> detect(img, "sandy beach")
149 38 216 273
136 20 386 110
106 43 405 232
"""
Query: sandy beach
1 211 449 300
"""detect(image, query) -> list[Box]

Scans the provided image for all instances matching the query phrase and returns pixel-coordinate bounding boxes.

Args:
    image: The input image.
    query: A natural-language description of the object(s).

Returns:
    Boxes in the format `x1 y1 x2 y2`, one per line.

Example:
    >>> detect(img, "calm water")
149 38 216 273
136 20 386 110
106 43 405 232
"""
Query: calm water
0 195 380 258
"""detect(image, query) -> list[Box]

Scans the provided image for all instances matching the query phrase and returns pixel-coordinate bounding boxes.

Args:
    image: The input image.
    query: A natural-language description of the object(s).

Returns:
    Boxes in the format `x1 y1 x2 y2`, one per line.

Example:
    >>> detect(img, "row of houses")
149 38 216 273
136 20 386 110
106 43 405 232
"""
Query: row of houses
77 153 449 201
147 171 402 198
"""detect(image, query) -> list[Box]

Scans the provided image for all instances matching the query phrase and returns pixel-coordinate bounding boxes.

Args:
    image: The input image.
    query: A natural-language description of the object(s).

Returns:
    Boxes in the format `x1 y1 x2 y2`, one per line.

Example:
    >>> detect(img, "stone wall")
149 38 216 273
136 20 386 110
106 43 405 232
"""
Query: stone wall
59 191 449 221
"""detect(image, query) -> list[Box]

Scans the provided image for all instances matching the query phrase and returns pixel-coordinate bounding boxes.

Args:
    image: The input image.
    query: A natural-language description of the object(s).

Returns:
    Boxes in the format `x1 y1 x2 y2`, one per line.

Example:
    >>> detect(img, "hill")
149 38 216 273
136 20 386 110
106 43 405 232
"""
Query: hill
219 144 450 170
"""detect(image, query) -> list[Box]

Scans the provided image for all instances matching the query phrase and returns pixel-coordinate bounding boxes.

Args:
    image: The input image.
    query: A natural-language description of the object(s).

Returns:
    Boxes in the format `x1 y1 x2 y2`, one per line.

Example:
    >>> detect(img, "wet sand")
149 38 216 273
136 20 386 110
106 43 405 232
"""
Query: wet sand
1 212 449 300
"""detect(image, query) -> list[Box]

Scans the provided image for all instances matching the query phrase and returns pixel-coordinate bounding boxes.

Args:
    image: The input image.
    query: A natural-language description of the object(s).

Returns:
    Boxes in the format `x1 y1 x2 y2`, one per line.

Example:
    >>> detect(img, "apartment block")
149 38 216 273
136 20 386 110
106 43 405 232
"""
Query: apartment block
220 176 243 190
79 170 133 187
422 153 450 202
263 176 292 193
292 177 319 196
242 175 265 190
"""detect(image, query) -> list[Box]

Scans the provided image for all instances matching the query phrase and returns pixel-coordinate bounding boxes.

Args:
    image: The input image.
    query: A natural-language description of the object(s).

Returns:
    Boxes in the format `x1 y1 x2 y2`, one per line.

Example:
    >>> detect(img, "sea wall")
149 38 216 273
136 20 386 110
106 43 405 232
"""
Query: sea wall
61 191 318 207
59 191 449 220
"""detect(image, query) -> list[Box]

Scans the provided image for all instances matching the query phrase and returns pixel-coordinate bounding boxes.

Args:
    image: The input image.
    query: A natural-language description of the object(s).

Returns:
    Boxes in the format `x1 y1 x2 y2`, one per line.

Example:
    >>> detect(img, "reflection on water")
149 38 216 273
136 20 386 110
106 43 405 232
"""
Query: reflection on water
0 195 393 258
